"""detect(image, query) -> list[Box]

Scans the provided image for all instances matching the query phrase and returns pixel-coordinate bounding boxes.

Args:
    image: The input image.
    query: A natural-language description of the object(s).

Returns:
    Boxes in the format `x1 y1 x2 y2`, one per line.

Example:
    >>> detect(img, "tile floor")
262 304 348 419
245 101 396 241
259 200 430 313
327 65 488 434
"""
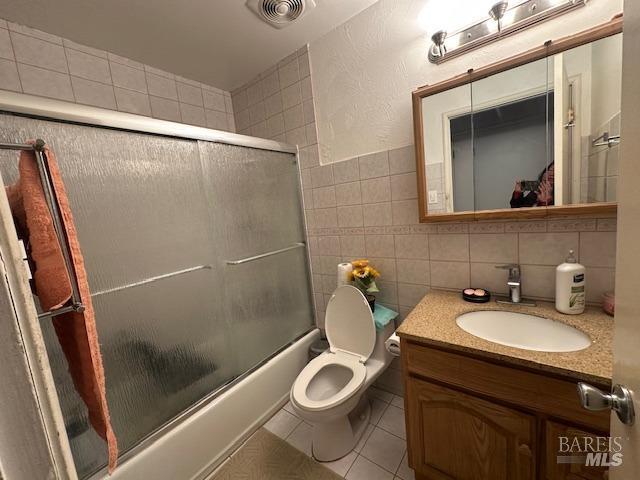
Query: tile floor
263 386 415 480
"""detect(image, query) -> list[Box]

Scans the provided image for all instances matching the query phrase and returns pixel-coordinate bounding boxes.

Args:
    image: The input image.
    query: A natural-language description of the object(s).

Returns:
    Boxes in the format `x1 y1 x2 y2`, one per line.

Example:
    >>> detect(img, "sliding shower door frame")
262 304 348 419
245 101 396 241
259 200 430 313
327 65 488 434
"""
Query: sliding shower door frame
0 91 317 480
0 170 78 480
0 91 297 155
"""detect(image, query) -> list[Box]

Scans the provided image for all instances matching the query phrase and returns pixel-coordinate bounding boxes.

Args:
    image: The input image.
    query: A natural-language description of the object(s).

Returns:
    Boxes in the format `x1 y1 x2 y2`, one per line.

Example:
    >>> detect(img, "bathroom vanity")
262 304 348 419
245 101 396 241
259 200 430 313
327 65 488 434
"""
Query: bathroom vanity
397 291 613 480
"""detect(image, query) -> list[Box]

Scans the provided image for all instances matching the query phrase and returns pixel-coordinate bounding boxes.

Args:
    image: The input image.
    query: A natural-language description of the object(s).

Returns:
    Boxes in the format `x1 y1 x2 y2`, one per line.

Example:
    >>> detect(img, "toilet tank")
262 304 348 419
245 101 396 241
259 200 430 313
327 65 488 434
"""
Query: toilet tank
369 322 395 364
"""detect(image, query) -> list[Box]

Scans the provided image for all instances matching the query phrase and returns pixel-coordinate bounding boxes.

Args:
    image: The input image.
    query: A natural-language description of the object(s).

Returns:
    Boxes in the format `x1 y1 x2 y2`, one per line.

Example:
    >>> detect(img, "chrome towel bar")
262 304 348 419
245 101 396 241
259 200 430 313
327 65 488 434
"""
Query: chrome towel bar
2 139 85 319
226 242 305 265
592 132 620 148
92 264 212 297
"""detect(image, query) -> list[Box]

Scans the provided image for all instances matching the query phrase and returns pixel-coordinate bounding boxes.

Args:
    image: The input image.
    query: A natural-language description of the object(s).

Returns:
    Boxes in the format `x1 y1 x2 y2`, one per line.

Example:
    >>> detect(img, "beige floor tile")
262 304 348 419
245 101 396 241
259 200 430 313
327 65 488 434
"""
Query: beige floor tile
283 400 300 417
378 405 406 439
361 427 406 473
395 452 416 480
368 386 393 403
354 423 375 453
264 408 302 439
370 397 389 424
324 450 358 476
286 421 313 456
346 455 394 480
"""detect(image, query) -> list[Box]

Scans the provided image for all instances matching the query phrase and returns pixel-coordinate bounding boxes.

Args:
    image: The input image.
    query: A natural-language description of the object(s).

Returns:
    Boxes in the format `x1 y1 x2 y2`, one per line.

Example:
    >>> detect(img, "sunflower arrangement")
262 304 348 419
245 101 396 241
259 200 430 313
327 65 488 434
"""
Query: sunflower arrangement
350 259 380 294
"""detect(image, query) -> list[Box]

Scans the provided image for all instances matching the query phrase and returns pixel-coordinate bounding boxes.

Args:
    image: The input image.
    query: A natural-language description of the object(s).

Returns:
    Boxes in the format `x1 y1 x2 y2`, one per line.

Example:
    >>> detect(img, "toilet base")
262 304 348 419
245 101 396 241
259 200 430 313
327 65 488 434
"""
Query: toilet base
312 395 371 462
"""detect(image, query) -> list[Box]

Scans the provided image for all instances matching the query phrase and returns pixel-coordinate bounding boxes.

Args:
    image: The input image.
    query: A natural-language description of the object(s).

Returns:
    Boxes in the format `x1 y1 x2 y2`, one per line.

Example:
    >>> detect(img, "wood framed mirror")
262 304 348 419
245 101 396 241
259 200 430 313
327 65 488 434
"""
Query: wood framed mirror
413 16 622 223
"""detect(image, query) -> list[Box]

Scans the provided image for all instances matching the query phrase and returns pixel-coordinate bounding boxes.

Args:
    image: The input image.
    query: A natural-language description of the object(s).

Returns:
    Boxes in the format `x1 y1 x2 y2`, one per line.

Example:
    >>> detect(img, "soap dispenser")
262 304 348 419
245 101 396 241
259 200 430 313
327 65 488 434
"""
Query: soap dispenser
555 250 586 314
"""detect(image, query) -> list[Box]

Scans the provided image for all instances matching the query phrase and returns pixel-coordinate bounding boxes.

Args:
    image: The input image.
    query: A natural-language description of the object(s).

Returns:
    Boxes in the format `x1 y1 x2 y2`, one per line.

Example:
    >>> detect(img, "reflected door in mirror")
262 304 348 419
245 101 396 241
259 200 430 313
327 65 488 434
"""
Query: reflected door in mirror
414 21 622 222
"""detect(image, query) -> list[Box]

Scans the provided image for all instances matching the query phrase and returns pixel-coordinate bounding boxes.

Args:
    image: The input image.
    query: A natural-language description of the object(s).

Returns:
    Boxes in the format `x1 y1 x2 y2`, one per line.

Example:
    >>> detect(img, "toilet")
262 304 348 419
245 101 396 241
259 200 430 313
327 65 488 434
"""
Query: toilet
290 285 395 461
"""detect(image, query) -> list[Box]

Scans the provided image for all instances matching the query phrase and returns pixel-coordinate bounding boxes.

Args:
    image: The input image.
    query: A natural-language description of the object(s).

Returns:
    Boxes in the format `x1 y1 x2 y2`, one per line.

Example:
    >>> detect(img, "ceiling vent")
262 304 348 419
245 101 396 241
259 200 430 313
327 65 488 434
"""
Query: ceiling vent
246 0 316 29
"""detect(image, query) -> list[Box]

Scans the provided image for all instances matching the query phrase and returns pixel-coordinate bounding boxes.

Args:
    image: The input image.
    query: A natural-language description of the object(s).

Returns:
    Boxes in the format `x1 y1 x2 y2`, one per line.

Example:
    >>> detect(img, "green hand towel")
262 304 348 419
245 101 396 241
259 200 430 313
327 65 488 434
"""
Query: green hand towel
373 303 398 330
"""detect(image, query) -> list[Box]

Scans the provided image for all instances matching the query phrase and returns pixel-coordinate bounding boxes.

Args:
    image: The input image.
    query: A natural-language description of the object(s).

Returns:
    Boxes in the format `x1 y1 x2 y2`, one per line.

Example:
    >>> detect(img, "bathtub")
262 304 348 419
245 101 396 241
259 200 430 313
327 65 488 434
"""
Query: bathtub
100 329 320 480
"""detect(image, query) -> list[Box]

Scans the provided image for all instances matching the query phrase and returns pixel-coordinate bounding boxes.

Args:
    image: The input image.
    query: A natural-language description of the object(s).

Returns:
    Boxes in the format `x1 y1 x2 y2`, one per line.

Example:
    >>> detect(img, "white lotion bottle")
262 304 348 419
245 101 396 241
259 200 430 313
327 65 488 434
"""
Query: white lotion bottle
555 250 586 314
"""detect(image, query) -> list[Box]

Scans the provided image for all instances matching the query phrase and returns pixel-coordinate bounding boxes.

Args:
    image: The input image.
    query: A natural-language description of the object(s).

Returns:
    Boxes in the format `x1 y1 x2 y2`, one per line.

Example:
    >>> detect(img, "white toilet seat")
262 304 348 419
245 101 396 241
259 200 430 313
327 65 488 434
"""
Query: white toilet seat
292 351 366 412
288 286 392 462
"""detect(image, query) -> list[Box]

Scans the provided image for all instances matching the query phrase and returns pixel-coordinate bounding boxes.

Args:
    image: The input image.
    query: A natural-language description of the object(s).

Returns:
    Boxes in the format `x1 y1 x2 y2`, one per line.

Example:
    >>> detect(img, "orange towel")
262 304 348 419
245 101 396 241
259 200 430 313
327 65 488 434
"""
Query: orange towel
5 145 118 472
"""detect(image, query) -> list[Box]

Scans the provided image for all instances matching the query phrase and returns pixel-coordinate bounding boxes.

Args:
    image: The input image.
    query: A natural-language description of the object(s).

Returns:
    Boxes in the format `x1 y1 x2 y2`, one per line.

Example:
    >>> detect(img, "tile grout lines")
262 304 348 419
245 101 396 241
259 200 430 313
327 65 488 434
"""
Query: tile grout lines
276 390 410 479
344 397 409 480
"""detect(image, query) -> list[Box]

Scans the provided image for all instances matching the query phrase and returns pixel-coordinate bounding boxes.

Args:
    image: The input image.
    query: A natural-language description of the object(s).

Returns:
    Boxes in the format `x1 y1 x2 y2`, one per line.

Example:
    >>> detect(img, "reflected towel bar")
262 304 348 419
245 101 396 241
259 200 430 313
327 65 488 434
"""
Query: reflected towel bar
592 132 620 148
1 138 85 319
226 242 305 265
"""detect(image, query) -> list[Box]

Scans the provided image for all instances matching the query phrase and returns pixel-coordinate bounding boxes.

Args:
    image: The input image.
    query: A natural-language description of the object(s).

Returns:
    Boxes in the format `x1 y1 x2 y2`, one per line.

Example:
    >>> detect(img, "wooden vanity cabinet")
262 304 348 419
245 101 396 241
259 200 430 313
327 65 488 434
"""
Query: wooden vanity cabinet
401 338 611 480
407 378 536 480
544 422 610 480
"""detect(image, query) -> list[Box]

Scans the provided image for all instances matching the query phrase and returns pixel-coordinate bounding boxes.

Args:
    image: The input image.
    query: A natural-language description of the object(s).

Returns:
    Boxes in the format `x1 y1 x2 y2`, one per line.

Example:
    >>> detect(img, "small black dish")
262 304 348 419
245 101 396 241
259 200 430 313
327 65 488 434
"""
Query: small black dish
462 288 491 303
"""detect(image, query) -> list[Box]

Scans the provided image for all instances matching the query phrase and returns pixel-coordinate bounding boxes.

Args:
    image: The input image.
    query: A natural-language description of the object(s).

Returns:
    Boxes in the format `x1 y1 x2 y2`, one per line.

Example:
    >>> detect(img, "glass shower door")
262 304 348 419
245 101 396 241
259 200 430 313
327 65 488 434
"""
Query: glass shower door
0 113 235 477
198 141 314 373
0 112 313 479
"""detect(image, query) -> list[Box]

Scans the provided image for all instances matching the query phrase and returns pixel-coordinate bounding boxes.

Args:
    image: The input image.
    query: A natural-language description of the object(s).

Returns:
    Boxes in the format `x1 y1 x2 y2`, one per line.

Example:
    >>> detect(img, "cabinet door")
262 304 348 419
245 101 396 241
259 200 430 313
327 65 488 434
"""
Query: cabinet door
545 421 609 480
406 378 536 480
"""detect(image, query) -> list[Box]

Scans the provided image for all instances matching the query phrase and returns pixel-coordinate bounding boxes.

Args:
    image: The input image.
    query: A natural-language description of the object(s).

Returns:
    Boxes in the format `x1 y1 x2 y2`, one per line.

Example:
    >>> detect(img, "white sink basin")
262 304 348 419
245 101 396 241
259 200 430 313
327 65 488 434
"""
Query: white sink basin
456 310 591 352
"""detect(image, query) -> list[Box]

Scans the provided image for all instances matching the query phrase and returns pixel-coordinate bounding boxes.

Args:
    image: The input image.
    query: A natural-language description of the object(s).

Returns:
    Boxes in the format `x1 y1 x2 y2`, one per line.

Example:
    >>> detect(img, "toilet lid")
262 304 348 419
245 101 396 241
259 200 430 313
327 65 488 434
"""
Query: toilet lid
325 285 376 362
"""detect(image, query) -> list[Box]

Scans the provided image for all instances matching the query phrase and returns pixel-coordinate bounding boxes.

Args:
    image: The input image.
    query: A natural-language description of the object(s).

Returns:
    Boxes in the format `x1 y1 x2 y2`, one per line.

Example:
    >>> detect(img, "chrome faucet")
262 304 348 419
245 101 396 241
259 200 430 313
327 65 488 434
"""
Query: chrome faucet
495 264 535 306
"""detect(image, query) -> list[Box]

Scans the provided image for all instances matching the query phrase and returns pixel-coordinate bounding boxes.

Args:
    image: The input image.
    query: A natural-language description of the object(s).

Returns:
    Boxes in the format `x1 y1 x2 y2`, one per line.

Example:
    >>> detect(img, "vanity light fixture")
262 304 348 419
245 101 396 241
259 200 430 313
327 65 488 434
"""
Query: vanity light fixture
427 0 587 64
488 1 509 32
431 30 448 57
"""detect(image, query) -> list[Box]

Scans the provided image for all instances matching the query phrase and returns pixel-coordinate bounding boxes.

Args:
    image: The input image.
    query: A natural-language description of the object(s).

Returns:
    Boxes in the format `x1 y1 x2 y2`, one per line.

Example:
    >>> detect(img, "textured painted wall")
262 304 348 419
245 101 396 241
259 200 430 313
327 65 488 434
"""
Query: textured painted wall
310 0 623 164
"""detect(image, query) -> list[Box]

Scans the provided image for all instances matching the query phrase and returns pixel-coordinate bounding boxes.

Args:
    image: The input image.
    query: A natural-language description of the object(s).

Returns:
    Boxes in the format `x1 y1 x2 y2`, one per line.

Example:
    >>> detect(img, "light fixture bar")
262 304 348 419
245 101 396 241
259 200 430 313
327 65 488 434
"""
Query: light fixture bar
428 0 587 64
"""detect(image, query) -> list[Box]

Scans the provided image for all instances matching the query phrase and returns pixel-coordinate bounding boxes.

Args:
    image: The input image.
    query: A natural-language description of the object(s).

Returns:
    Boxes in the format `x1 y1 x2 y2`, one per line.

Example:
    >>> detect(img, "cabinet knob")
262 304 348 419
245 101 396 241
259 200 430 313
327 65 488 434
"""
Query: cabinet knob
518 443 532 457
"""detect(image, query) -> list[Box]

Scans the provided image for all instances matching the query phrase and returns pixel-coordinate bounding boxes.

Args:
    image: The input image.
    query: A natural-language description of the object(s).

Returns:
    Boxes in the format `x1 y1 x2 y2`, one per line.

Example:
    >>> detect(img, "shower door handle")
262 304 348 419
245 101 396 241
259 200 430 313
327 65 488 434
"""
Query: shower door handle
226 242 305 265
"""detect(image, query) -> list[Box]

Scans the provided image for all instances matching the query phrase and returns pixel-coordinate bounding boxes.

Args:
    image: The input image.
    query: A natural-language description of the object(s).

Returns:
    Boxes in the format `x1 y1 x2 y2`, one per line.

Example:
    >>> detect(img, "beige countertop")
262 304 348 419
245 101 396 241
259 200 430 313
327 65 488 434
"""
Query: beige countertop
396 290 613 385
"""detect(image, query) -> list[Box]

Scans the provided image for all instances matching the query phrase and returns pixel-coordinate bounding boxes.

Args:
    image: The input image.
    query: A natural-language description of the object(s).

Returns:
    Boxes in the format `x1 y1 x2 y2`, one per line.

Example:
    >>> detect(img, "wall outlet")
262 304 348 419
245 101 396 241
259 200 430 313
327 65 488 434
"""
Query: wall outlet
428 190 438 204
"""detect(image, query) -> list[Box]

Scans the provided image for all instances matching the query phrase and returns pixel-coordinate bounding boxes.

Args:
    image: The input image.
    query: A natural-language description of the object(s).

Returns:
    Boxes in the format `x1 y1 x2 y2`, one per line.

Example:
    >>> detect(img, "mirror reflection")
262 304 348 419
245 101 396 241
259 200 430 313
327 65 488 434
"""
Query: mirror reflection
422 84 472 213
421 33 622 214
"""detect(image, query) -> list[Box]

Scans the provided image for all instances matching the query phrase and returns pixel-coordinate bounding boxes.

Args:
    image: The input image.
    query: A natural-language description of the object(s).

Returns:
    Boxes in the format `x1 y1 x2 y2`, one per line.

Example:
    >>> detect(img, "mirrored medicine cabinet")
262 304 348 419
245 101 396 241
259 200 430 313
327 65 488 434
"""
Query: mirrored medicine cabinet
413 17 622 222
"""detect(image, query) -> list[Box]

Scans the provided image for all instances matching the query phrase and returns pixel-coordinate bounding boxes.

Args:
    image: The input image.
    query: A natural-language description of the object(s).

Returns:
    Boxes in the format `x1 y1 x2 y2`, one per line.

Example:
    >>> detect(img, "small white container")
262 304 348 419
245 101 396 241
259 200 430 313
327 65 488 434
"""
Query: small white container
555 250 586 314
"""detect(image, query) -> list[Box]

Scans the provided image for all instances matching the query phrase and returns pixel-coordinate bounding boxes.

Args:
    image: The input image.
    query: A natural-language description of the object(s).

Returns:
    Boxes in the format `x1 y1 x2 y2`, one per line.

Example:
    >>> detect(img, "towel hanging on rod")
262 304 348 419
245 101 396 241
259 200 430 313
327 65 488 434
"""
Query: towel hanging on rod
1 139 84 318
2 139 118 472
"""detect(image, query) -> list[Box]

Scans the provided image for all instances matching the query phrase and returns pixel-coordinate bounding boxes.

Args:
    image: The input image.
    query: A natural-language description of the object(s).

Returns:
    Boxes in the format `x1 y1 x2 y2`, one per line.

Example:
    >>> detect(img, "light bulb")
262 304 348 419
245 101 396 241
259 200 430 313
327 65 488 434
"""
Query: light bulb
417 0 503 36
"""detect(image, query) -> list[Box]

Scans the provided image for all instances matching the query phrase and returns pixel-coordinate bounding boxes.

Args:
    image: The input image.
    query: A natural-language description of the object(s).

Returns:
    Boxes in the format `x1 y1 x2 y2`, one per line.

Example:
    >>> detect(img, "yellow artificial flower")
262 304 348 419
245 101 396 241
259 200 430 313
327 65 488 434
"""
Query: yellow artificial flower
349 258 381 286
353 267 367 278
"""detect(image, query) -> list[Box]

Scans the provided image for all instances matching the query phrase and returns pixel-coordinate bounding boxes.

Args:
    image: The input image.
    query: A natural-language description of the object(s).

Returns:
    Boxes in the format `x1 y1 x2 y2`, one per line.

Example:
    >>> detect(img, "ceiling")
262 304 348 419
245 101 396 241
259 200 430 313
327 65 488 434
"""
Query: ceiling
0 0 378 91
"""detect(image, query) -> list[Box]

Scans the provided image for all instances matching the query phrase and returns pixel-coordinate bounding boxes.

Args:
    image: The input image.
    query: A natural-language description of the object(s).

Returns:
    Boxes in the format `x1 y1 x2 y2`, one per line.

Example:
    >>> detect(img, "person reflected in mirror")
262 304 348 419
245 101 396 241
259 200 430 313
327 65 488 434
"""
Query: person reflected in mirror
510 162 555 208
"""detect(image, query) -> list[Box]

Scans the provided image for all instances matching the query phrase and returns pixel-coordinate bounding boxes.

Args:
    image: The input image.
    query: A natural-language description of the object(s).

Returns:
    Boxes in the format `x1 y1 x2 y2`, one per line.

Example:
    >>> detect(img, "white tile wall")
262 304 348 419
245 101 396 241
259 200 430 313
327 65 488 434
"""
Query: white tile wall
583 112 620 203
239 42 618 402
0 18 235 132
303 146 616 399
232 46 315 147
71 76 116 110
312 114 612 318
